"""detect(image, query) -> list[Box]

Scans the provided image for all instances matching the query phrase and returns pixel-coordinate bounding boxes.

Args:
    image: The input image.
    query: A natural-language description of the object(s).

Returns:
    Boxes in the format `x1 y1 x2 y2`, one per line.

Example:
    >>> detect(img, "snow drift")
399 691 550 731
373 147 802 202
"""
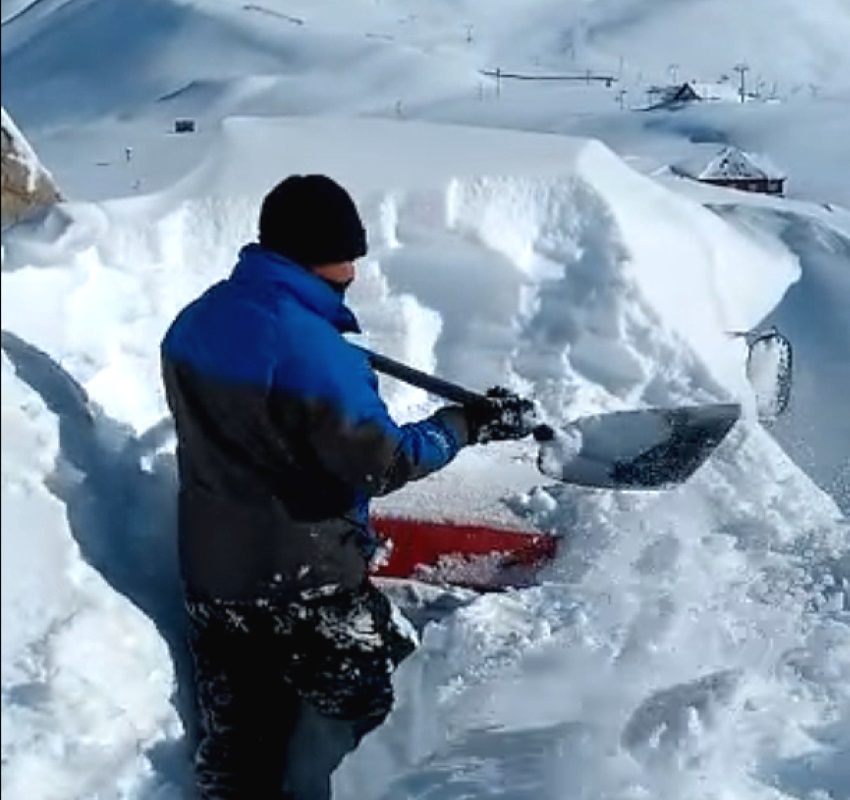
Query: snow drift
2 118 848 800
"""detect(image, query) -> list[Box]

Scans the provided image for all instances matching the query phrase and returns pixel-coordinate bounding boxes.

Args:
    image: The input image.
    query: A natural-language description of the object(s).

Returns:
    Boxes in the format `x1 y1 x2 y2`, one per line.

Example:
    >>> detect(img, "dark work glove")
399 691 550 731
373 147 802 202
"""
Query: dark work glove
464 387 538 444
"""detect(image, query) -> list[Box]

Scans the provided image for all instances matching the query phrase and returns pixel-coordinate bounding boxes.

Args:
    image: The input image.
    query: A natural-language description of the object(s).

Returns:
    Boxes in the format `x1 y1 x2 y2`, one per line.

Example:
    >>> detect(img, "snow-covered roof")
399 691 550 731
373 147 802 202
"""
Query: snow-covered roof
689 81 744 103
648 81 745 107
699 146 785 180
672 146 785 182
646 83 702 107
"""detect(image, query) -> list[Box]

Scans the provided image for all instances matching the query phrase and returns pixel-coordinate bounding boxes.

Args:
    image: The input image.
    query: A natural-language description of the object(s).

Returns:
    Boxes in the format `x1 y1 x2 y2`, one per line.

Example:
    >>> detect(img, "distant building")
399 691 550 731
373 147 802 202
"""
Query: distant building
673 146 786 196
647 82 703 109
647 80 748 109
174 118 196 134
665 82 702 104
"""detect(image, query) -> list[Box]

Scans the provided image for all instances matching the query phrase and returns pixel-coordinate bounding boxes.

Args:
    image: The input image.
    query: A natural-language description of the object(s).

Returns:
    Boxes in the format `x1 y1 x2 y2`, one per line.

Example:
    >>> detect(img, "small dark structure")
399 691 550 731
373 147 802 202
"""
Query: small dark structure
174 118 196 134
647 82 703 109
674 146 786 196
665 82 702 104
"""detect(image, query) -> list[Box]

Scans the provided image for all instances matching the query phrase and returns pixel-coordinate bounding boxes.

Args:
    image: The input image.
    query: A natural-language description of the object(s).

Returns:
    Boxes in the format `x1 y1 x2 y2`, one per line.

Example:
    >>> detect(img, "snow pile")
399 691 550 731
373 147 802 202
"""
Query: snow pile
1 338 179 800
2 117 847 799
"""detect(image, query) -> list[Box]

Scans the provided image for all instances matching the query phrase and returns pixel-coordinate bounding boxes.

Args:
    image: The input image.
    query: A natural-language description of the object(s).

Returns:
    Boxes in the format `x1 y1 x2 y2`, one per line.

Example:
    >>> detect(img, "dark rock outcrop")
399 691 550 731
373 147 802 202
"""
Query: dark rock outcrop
2 107 61 227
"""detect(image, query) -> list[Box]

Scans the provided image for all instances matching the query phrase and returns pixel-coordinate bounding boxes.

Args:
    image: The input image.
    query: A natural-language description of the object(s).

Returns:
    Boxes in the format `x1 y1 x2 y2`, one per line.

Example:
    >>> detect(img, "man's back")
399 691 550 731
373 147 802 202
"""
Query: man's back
162 243 468 601
162 245 374 599
163 247 356 502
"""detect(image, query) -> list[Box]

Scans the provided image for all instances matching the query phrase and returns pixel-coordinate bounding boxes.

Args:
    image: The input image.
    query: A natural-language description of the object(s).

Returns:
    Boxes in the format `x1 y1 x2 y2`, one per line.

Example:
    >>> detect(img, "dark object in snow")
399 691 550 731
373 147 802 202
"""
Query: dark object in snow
174 118 196 133
371 516 557 590
647 82 703 109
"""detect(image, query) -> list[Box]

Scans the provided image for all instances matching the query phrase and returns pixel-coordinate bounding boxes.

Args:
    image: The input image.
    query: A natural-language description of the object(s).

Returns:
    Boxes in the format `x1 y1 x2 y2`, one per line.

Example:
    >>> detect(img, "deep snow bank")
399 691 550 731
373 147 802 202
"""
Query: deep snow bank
711 204 850 516
2 118 847 799
1 340 179 800
4 117 800 423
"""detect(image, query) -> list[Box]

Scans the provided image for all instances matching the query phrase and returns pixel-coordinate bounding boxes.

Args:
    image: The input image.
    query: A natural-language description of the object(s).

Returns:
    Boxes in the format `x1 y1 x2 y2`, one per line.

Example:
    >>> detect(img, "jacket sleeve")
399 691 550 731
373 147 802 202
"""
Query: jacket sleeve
286 346 470 497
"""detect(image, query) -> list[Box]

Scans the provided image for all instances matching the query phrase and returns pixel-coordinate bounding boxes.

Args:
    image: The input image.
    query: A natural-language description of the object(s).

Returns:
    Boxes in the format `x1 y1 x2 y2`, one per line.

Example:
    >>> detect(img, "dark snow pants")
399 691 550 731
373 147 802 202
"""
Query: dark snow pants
186 581 416 800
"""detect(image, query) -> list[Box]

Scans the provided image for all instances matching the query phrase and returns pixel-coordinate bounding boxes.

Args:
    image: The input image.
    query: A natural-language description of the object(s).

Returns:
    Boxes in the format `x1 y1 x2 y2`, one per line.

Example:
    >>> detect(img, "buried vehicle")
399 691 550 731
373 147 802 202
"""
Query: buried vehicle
365 330 793 593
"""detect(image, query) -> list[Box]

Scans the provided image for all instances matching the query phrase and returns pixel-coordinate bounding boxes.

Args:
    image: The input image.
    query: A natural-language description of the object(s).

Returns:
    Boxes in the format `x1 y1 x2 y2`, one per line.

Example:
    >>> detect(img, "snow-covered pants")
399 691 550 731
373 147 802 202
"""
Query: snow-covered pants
186 581 416 800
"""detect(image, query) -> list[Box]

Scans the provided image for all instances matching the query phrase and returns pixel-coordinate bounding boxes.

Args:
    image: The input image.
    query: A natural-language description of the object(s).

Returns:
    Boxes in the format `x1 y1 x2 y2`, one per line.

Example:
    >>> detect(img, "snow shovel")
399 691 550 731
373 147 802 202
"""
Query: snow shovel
359 346 740 490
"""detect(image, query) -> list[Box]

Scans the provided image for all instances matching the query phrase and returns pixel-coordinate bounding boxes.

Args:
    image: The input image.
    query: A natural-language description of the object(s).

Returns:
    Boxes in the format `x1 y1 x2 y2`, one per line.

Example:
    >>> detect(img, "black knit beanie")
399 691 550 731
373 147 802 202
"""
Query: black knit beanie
258 175 368 267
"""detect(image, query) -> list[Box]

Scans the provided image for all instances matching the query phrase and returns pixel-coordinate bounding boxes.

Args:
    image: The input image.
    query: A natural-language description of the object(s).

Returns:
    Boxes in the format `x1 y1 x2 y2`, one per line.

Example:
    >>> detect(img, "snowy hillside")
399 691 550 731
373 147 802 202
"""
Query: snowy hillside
4 0 850 204
2 1 849 799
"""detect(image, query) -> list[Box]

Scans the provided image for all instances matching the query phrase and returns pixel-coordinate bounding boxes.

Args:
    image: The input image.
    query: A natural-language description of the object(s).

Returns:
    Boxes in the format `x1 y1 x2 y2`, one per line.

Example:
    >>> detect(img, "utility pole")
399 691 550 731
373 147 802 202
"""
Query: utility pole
734 63 749 103
668 63 680 84
495 67 501 98
616 89 628 110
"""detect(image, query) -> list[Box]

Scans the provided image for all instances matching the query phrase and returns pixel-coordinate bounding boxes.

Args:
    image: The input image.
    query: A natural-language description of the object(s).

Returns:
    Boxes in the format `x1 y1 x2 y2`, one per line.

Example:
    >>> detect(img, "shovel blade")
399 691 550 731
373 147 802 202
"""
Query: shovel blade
538 403 741 489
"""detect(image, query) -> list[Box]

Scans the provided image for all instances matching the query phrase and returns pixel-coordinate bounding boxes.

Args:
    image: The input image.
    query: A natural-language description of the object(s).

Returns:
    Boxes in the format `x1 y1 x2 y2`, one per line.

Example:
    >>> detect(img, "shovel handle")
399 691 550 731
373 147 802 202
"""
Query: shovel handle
358 346 486 406
358 345 555 441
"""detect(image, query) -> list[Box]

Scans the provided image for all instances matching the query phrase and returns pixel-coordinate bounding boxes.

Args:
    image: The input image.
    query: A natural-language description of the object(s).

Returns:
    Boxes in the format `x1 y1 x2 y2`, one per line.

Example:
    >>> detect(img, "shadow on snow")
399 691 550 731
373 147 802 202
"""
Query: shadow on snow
1 329 195 796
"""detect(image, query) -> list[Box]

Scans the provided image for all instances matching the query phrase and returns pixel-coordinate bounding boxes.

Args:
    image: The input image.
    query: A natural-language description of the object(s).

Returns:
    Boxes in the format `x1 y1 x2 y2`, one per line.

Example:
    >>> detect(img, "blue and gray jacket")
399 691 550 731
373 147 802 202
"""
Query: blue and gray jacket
161 244 469 600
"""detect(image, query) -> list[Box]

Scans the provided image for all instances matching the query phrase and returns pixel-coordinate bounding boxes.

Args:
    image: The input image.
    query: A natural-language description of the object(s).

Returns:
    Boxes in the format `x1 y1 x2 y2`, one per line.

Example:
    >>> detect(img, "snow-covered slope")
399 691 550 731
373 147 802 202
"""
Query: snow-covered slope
4 0 850 203
5 0 850 130
2 1 849 798
716 204 850 514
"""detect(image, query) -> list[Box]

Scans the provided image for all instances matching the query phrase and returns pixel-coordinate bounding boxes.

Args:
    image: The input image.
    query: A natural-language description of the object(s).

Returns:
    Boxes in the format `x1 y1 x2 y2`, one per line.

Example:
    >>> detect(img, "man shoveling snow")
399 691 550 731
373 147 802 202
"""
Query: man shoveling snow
160 174 534 800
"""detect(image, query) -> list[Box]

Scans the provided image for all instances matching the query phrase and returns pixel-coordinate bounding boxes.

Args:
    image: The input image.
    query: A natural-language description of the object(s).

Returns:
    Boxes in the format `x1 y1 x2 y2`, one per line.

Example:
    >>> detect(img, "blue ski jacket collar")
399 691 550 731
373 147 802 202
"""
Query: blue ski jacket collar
231 243 361 334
